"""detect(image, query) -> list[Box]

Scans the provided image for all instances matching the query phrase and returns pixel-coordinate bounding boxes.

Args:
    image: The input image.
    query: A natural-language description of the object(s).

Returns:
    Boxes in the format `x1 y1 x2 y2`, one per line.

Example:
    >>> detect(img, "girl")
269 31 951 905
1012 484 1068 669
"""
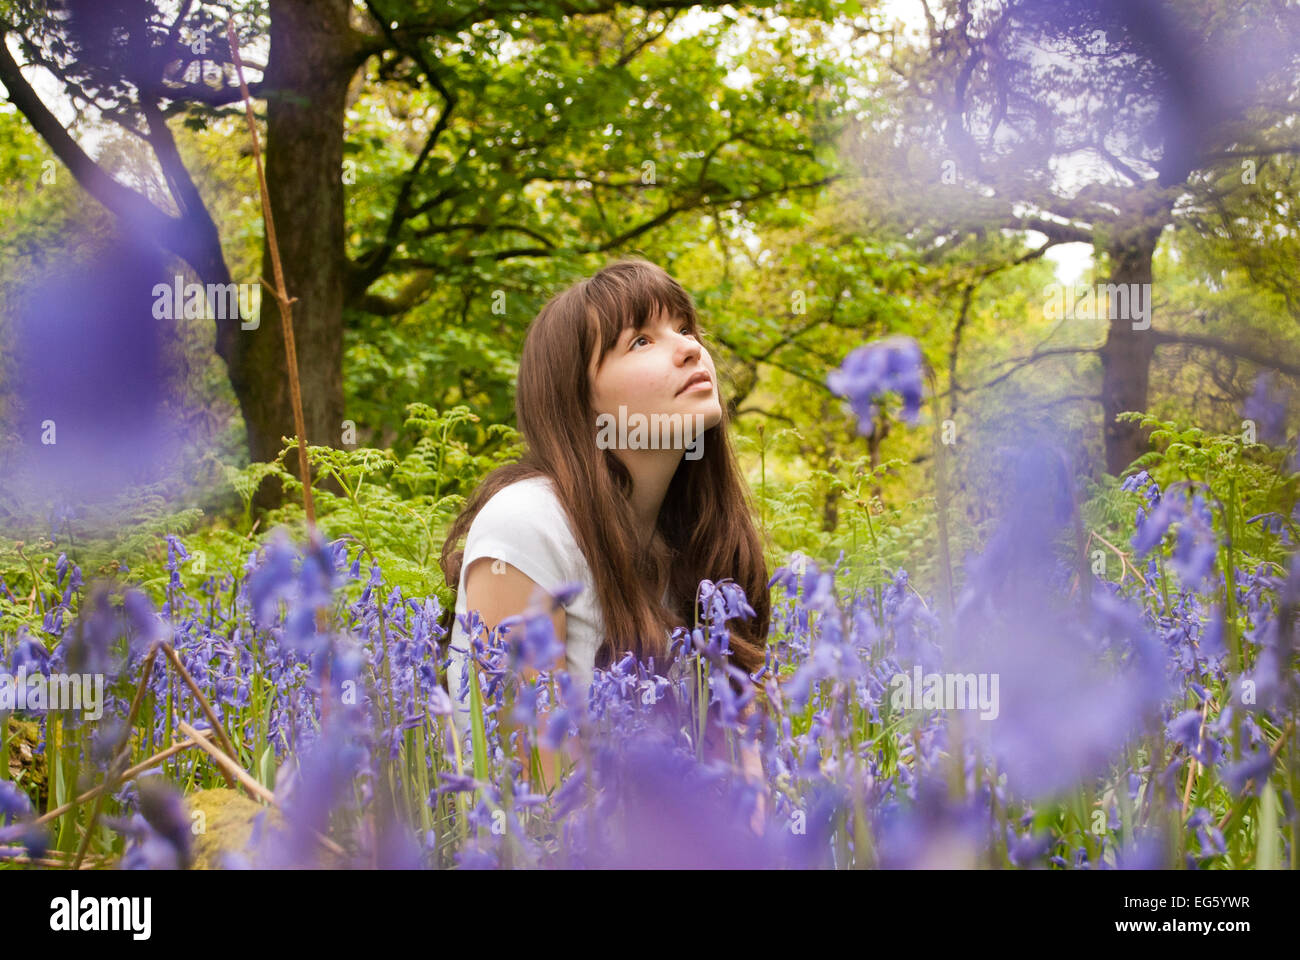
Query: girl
438 257 771 819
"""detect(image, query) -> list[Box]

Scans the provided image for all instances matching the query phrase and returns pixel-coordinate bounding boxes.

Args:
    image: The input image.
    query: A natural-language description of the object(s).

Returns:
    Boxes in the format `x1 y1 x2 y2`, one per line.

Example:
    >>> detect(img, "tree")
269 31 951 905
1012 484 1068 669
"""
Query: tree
0 0 853 507
852 0 1300 474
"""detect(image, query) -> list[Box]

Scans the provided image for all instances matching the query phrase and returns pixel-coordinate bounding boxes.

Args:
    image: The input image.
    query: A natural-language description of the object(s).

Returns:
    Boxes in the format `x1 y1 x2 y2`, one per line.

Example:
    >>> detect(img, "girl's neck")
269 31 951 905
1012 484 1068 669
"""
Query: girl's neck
618 448 683 546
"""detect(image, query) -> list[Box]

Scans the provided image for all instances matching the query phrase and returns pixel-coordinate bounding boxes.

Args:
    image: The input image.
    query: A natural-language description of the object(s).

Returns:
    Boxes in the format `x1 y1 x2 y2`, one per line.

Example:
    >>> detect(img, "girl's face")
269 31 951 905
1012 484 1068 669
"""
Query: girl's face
588 306 723 436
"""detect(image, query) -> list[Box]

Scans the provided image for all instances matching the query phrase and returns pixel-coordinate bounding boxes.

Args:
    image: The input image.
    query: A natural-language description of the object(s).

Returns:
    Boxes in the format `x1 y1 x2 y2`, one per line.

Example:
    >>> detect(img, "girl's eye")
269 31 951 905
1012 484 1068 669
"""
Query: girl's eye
630 326 695 348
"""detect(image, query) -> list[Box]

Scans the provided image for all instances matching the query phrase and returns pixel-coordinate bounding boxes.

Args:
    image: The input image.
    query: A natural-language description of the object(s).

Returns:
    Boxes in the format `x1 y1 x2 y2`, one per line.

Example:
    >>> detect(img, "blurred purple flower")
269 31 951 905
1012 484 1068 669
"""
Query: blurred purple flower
1220 748 1273 796
569 733 780 868
1242 372 1290 445
246 529 298 628
1131 487 1219 587
8 629 50 676
876 776 986 868
2 235 187 520
135 776 194 870
1112 829 1171 869
828 336 925 434
0 781 33 824
953 440 1170 800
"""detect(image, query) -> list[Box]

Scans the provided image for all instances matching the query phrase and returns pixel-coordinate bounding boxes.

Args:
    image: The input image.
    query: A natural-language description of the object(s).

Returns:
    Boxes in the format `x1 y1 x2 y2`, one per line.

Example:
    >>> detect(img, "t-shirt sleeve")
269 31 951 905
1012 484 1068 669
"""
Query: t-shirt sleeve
460 483 577 605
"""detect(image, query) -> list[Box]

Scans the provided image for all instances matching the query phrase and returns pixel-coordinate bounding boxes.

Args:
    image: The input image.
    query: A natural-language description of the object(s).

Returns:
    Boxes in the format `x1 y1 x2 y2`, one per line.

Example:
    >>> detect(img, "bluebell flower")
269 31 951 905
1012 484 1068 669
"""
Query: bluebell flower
135 776 194 870
1132 490 1181 556
1242 372 1289 445
0 781 32 825
1112 830 1170 869
1171 494 1218 586
427 684 453 717
1006 827 1053 867
549 581 584 608
454 845 499 869
4 238 185 523
434 772 479 795
827 336 925 434
245 530 298 627
0 820 49 861
121 588 163 656
1186 808 1227 857
1166 709 1220 765
1221 748 1273 796
875 775 986 869
9 629 50 676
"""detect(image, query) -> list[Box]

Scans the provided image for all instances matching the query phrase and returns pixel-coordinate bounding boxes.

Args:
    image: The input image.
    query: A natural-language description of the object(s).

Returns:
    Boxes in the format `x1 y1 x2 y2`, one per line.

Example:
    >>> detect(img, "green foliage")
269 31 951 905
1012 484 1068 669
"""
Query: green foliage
249 403 522 605
0 399 520 650
1121 410 1299 572
0 491 206 642
334 4 854 448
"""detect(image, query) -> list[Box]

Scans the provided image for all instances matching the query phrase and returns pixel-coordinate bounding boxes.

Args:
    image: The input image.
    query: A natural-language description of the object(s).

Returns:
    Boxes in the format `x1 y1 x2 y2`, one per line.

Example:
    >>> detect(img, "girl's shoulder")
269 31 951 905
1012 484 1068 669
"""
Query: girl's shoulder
463 473 587 590
469 475 570 543
475 474 559 517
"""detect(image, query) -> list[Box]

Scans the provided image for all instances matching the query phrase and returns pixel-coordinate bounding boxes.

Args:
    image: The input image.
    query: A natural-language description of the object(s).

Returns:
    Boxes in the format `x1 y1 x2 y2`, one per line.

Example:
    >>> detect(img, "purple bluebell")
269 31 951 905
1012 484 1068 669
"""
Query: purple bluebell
875 775 986 869
136 776 194 870
2 236 187 523
1242 372 1290 445
566 733 781 868
0 781 32 824
1220 748 1273 796
827 335 925 433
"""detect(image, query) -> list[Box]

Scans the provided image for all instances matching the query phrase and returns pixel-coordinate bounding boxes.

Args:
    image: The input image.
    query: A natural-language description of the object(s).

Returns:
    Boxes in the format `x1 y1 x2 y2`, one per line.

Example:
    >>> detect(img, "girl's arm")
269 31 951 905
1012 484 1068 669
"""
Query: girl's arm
462 556 569 792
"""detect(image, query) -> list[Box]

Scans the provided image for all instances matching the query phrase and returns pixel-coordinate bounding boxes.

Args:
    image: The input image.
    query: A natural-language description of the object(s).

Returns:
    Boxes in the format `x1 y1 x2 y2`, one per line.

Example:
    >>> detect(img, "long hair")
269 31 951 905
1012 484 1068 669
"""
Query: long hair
438 257 771 677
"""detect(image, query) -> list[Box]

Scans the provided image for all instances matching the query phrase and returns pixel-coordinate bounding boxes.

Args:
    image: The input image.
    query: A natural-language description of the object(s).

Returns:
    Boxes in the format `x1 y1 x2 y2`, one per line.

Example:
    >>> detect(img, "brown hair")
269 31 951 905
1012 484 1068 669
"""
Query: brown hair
438 256 771 678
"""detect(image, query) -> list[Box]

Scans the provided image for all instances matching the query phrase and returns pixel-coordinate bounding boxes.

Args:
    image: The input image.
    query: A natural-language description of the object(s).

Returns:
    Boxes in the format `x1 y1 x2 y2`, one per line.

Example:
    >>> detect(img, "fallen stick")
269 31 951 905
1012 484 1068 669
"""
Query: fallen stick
0 852 102 869
177 719 345 860
36 732 212 826
159 641 242 779
72 644 164 869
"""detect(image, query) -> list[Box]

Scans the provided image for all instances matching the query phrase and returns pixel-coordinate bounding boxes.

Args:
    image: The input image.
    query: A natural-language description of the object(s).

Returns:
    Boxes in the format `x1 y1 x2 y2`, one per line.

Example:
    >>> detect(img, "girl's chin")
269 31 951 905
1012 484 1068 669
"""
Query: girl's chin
690 405 723 430
677 401 722 421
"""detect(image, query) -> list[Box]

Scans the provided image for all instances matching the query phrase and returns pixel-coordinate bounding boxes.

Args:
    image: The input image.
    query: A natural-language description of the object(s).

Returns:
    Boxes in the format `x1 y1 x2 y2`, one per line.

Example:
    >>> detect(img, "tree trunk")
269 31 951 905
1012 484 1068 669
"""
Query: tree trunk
235 0 354 509
1099 216 1164 477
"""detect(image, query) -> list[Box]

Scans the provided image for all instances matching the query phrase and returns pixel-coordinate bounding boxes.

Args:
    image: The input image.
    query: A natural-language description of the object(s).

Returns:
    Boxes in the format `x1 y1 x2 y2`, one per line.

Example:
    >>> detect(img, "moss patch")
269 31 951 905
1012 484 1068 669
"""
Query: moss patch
188 787 284 869
186 788 346 868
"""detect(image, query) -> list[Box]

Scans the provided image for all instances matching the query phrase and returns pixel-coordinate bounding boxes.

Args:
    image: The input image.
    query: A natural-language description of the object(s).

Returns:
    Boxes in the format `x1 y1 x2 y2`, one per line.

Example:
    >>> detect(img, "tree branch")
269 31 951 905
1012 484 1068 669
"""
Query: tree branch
938 345 1101 398
1149 330 1300 379
0 37 215 273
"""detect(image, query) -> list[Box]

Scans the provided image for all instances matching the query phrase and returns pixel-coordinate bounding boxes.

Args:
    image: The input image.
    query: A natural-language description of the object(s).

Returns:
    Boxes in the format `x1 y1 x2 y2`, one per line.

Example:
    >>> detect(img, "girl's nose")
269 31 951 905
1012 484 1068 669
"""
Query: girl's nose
676 331 702 359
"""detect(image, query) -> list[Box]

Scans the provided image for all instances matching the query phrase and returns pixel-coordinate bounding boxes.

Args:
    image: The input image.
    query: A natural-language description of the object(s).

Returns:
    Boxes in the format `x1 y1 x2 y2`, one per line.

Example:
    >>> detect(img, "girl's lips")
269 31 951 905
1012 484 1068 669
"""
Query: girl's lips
677 375 713 395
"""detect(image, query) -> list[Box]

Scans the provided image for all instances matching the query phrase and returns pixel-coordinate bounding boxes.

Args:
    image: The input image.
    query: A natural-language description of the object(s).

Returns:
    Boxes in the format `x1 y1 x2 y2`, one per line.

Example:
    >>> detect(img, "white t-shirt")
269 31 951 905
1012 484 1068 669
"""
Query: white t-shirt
445 475 605 722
